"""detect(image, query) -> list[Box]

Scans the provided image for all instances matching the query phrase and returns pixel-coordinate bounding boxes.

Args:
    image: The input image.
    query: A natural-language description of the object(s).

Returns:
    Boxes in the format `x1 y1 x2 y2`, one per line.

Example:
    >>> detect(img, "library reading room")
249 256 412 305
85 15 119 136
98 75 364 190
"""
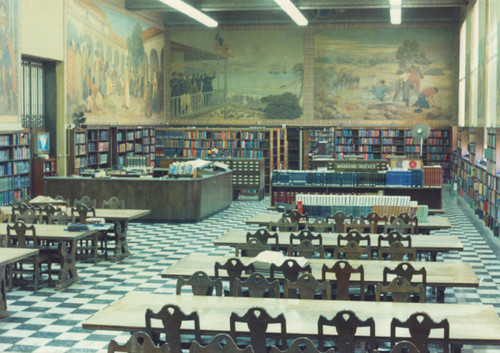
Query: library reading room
2 0 500 352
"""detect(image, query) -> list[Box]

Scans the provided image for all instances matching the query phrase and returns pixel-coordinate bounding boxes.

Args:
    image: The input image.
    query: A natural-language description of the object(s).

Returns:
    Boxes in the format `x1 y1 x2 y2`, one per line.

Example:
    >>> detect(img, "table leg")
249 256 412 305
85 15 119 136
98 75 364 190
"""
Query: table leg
0 265 9 318
437 287 445 303
430 251 437 261
110 221 130 262
451 343 462 353
55 240 80 291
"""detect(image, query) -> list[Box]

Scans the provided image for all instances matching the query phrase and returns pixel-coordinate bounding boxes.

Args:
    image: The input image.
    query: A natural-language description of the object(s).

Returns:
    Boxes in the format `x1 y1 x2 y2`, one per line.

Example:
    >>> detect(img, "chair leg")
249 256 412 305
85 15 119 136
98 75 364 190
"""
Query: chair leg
7 264 13 292
33 257 39 293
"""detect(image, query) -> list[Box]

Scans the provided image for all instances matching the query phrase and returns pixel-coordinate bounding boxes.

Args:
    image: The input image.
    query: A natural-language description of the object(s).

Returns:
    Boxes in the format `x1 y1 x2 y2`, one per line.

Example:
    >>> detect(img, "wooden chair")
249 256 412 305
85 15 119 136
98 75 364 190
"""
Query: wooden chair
246 229 279 246
321 261 365 300
378 241 416 261
289 230 322 246
284 273 331 300
270 259 312 282
234 272 280 298
377 231 412 248
6 221 53 292
318 310 376 353
285 210 309 224
334 240 371 260
55 195 70 206
48 210 75 225
230 307 287 353
391 312 449 353
102 196 125 209
214 258 255 295
327 211 353 233
376 276 425 303
391 212 418 228
11 201 33 221
385 218 415 234
74 195 97 208
108 331 171 353
175 271 223 296
72 203 106 264
16 209 43 224
287 240 325 259
71 203 96 223
145 304 201 353
383 262 427 288
235 238 271 257
345 218 371 234
305 217 335 232
190 333 254 353
270 337 335 353
337 230 371 247
41 204 62 222
269 216 299 232
361 212 388 234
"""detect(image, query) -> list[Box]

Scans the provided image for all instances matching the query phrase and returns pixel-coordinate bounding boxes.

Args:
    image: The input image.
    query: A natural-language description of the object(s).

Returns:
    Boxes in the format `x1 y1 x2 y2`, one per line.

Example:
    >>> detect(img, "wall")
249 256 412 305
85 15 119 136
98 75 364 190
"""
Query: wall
168 24 458 128
21 0 64 61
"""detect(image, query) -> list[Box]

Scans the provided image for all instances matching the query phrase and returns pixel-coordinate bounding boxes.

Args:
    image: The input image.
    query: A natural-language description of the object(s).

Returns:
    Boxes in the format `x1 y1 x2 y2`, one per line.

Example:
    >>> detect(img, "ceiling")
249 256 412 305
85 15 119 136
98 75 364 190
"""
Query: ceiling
126 0 470 27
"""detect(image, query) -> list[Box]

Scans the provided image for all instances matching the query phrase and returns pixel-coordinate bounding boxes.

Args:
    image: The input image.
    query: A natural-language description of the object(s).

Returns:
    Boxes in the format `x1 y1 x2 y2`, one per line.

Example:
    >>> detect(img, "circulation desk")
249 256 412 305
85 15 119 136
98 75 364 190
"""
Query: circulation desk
43 171 232 222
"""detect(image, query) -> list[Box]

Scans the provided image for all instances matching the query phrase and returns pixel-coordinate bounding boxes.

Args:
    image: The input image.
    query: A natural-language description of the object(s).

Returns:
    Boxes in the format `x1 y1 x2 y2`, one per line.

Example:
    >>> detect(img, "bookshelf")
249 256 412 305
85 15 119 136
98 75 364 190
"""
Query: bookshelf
287 127 312 170
87 127 110 169
67 128 87 174
155 127 286 192
309 127 335 158
33 158 56 196
334 127 451 181
0 131 31 205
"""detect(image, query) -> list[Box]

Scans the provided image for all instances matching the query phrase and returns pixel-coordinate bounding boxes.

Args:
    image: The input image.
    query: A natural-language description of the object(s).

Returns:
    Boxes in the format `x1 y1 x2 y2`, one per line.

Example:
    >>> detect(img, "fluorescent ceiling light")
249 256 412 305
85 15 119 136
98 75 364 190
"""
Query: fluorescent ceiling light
390 0 402 7
159 0 218 27
274 0 308 26
390 7 401 25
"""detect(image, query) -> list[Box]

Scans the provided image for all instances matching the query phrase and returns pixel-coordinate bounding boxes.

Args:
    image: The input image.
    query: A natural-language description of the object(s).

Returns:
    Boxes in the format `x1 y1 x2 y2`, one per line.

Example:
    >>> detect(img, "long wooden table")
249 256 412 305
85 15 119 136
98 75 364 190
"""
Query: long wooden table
1 248 39 318
245 213 452 233
214 230 463 261
0 224 102 290
1 207 150 262
160 254 478 302
82 293 500 351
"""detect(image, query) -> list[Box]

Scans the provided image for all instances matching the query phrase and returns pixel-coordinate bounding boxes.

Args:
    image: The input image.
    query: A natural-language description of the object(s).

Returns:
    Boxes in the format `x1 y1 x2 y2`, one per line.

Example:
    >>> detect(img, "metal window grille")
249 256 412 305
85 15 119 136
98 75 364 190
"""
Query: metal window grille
21 58 45 128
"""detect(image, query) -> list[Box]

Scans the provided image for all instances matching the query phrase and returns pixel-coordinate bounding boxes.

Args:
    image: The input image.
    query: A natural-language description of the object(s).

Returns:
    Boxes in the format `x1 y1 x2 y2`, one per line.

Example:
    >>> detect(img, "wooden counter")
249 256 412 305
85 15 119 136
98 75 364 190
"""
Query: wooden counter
43 171 233 222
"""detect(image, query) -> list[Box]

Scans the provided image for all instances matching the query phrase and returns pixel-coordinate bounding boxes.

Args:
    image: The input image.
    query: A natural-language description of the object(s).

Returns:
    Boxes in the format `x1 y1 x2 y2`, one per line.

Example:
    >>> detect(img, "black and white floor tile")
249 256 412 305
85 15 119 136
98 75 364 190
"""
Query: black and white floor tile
1 188 500 353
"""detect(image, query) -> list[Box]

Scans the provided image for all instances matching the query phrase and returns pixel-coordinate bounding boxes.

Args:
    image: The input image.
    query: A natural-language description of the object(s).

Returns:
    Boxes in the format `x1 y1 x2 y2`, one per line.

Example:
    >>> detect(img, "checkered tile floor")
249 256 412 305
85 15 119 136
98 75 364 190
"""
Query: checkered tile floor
1 188 500 353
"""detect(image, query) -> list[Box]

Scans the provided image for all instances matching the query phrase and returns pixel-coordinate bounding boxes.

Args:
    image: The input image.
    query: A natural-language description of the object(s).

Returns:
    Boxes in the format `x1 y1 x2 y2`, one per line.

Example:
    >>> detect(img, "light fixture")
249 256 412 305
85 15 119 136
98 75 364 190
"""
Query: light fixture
274 0 308 26
159 0 218 28
390 7 401 25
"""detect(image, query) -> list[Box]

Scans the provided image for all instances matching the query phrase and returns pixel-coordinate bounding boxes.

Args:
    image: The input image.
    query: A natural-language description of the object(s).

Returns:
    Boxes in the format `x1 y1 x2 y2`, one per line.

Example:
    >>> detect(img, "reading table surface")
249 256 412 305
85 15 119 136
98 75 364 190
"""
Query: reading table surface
82 292 500 349
160 254 478 288
245 213 451 231
214 230 463 253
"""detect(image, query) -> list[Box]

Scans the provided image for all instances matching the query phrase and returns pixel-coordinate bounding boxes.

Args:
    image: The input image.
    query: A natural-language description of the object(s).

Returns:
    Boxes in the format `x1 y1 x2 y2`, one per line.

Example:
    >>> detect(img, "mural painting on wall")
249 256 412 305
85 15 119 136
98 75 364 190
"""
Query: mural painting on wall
169 29 304 124
314 27 455 125
66 0 165 124
0 0 18 121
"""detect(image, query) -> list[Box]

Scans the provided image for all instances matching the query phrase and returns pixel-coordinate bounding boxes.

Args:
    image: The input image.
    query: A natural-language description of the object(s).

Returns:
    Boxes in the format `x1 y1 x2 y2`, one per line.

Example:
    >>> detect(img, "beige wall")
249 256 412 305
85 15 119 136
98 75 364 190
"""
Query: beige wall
21 0 64 60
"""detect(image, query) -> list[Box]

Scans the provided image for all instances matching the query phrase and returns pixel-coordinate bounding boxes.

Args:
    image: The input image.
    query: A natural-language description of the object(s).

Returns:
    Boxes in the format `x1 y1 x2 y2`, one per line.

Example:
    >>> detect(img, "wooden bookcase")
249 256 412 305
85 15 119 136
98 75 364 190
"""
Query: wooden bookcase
67 128 87 174
111 127 156 167
87 126 110 169
334 127 451 182
155 127 286 193
33 157 56 196
0 131 31 205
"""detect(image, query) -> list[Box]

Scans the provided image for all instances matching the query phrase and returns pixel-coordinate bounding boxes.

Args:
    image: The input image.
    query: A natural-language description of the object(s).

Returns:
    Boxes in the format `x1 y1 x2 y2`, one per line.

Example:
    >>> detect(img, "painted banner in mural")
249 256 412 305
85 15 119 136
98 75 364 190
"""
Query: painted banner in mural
170 29 304 125
0 0 18 122
314 27 455 125
66 0 165 124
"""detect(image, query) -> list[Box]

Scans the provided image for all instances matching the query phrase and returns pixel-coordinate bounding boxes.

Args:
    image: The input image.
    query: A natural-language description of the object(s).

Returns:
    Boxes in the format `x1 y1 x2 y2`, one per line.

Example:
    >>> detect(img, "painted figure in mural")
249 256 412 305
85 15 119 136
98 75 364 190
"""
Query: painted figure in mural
407 65 424 92
123 64 130 109
192 73 201 110
185 74 193 114
1 32 16 111
202 72 215 106
393 72 418 107
373 80 389 102
170 72 180 115
412 87 440 110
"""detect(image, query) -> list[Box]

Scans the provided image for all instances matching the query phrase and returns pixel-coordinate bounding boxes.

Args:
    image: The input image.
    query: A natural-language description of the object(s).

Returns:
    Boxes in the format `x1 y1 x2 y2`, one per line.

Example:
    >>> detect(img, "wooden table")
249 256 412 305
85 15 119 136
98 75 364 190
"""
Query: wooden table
0 207 150 262
0 248 38 318
0 224 102 290
82 293 500 352
161 254 478 302
245 213 452 233
214 230 463 261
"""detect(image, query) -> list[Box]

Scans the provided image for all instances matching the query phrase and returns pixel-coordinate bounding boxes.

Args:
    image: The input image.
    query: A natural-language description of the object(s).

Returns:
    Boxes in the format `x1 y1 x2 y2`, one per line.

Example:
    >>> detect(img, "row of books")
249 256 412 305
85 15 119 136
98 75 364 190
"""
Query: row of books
13 133 30 145
0 189 28 206
74 132 86 144
0 150 10 161
295 193 414 207
300 204 428 220
359 138 381 145
358 146 380 153
0 175 30 191
87 130 109 141
13 147 30 160
386 170 424 187
0 135 11 145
